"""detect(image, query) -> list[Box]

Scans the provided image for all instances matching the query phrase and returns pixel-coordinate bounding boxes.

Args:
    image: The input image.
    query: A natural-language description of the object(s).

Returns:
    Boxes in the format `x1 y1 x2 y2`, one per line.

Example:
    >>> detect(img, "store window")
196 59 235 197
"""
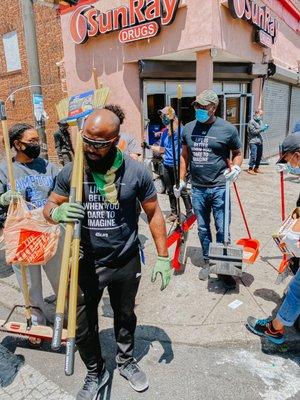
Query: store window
3 31 21 72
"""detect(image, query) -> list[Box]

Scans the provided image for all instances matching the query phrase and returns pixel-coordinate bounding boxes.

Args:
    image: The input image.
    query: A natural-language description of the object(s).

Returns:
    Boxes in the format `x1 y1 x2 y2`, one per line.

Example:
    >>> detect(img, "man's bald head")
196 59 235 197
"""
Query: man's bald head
84 109 120 141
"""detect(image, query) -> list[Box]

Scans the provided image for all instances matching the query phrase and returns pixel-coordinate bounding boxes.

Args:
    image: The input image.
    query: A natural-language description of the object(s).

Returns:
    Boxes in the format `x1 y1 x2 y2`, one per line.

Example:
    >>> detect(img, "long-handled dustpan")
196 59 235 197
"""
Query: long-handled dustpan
209 180 244 277
233 182 260 264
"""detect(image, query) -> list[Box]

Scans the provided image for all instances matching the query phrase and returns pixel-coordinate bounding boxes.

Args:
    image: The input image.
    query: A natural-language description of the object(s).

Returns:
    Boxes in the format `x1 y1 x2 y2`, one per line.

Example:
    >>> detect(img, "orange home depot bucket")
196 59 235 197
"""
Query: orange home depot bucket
236 238 260 264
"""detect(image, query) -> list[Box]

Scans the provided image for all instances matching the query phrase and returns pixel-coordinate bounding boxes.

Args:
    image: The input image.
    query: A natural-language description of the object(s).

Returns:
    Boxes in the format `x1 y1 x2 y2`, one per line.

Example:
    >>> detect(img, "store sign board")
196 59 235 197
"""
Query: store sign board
228 0 278 47
69 0 180 45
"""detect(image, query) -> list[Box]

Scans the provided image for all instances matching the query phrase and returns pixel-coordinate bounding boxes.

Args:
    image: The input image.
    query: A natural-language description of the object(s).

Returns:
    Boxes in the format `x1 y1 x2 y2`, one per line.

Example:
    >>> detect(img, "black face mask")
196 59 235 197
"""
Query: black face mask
85 146 117 174
21 143 41 159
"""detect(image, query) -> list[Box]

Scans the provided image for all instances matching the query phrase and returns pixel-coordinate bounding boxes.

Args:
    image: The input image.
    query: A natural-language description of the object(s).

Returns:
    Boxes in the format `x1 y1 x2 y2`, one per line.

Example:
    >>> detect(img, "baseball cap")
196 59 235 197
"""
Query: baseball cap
192 90 219 107
276 133 300 163
158 106 176 116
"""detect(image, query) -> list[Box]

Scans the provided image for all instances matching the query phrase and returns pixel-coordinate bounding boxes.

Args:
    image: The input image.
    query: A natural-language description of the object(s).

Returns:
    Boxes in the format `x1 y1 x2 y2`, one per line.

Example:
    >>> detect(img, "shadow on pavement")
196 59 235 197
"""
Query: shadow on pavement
97 325 174 399
254 288 282 317
186 246 204 268
240 272 255 288
0 250 14 279
1 335 66 355
0 342 24 388
99 325 174 370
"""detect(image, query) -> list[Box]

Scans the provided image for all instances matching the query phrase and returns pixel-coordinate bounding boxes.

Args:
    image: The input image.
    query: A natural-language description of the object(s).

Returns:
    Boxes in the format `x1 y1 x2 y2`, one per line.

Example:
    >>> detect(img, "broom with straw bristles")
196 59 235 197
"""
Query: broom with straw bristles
55 70 110 123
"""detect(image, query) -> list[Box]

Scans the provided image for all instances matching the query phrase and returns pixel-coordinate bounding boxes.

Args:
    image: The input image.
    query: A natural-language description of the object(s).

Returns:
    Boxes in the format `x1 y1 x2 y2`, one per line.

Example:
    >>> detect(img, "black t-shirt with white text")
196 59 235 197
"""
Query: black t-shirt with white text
182 117 241 188
54 156 156 267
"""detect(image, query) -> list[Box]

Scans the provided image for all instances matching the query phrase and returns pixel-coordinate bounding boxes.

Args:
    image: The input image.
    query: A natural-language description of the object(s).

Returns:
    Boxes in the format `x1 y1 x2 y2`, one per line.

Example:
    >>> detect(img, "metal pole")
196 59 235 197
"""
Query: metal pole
20 0 48 159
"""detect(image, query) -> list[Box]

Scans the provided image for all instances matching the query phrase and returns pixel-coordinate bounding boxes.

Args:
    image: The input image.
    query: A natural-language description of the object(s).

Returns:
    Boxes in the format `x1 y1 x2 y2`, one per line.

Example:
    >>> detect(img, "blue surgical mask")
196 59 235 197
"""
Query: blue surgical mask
162 115 170 126
287 163 300 175
195 109 210 123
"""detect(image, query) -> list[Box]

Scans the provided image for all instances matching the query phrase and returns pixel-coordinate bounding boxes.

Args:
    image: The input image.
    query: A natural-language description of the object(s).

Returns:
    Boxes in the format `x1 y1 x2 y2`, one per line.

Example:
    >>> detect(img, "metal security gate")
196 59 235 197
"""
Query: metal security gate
289 86 300 133
263 80 290 158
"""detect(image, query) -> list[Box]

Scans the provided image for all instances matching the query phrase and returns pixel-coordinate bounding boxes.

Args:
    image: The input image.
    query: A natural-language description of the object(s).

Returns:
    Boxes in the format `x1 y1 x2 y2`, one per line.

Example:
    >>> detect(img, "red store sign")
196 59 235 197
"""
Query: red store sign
70 0 180 45
228 0 278 47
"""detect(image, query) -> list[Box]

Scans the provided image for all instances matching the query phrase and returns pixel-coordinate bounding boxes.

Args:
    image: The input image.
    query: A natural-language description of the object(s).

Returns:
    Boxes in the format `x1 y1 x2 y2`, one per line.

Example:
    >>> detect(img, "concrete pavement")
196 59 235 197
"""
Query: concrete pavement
0 161 299 399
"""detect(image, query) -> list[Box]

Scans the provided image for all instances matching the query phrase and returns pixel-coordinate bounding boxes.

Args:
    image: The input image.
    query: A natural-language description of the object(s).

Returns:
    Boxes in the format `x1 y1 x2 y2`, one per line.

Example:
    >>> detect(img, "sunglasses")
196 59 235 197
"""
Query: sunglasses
82 134 119 150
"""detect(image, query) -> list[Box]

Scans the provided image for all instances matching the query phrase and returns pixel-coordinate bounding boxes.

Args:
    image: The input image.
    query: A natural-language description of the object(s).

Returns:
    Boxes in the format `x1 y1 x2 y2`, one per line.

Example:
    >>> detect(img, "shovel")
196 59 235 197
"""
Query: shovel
233 182 260 264
209 179 244 277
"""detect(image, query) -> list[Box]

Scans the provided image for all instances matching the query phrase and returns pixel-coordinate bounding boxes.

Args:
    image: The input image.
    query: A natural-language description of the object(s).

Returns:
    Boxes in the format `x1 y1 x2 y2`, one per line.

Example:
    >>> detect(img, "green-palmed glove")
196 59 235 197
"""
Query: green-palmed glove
0 190 22 206
51 203 85 223
151 256 172 291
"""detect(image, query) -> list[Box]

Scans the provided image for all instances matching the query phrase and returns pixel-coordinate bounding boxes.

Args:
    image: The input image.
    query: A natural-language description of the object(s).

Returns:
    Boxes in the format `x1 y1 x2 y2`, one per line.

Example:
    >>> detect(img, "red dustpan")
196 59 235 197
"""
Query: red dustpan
233 182 260 264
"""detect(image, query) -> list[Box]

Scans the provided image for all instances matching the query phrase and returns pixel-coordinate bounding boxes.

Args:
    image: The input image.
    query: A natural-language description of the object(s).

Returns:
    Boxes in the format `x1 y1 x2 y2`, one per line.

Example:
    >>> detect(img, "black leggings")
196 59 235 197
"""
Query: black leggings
76 253 141 375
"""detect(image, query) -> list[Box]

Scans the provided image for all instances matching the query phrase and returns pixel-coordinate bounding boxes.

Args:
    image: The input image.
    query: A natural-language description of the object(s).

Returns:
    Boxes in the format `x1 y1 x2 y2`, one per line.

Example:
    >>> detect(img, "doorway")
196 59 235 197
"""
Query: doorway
143 80 254 155
143 81 196 144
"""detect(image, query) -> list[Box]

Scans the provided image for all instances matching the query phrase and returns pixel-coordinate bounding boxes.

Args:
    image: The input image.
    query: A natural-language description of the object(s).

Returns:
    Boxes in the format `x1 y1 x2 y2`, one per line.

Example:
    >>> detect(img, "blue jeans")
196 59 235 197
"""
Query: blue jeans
249 143 263 169
192 186 229 260
277 266 300 326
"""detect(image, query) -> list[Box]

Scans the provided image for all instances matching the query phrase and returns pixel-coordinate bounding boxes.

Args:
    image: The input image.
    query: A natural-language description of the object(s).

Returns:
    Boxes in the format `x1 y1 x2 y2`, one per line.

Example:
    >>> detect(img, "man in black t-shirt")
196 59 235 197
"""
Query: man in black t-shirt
174 90 243 288
44 109 171 400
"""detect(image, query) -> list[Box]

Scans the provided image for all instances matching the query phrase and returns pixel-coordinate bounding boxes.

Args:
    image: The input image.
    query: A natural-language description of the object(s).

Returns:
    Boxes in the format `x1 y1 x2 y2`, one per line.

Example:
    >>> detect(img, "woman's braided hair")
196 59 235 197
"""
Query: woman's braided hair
8 123 34 148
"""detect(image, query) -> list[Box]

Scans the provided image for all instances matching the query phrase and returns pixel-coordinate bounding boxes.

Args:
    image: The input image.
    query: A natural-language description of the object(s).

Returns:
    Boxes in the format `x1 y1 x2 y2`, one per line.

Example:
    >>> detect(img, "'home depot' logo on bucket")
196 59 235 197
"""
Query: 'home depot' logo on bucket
69 0 180 45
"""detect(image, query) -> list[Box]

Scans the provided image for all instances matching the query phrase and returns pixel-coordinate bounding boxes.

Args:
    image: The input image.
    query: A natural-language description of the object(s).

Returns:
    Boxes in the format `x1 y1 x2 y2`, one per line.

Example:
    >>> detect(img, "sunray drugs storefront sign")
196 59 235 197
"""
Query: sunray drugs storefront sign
228 0 278 47
70 0 180 45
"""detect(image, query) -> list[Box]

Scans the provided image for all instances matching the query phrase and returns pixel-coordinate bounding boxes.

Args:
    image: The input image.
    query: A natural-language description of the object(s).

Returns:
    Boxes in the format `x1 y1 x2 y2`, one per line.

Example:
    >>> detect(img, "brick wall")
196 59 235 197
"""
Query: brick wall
0 1 66 163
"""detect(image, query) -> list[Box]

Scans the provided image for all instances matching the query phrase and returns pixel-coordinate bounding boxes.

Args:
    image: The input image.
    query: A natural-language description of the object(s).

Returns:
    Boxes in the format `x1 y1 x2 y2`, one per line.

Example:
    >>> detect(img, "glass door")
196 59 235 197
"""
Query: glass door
221 94 253 155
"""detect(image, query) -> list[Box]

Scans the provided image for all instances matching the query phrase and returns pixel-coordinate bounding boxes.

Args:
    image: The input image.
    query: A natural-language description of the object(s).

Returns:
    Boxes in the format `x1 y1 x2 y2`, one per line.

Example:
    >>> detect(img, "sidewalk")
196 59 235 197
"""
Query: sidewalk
0 162 299 352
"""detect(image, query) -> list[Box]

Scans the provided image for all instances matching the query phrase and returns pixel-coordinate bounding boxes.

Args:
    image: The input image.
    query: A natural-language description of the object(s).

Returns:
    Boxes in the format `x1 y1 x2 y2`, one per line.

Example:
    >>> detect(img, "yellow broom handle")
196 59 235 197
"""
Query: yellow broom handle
21 265 32 329
51 132 83 350
65 134 83 376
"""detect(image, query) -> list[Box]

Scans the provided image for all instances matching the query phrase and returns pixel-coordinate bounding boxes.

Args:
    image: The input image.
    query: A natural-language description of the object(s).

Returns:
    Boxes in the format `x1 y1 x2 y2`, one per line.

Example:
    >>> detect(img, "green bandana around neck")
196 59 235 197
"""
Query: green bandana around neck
91 148 124 204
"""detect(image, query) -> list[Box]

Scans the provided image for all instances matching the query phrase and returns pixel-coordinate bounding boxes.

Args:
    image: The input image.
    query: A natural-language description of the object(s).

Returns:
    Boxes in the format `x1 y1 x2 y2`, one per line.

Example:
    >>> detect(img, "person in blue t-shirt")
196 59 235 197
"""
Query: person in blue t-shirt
151 107 192 223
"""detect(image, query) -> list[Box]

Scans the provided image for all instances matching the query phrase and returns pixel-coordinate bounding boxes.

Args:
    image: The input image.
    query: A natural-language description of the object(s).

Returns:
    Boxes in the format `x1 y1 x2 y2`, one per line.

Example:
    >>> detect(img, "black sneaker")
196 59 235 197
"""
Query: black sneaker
119 359 149 392
76 366 109 400
218 274 236 290
246 316 285 345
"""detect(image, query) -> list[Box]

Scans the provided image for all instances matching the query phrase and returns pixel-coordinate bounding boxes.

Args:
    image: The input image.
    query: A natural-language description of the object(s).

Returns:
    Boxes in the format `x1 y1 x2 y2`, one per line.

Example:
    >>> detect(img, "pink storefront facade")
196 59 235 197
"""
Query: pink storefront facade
60 0 300 157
